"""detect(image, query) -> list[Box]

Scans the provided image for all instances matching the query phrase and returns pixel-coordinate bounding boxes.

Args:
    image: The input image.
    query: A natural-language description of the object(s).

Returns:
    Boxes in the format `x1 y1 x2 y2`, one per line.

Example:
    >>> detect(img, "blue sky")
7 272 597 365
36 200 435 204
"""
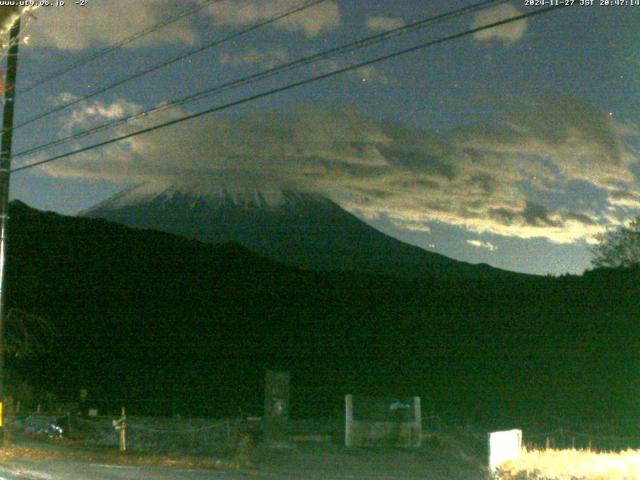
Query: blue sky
4 0 639 275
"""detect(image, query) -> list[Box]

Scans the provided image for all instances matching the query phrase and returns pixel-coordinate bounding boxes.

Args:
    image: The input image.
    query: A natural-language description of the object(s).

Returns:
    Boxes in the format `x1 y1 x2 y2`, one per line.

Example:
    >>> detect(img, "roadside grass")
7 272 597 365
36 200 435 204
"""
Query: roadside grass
0 436 251 470
496 448 640 480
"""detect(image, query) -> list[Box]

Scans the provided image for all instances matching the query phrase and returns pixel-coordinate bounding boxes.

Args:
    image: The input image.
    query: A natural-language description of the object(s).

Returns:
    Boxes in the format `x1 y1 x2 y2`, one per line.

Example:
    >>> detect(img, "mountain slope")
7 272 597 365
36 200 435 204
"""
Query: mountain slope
83 183 523 281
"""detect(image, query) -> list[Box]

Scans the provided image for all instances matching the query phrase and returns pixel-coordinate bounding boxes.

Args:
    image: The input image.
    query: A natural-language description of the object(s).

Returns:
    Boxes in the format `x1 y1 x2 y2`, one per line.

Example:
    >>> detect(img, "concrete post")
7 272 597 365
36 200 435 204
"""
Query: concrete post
345 394 353 447
413 396 422 447
264 371 291 448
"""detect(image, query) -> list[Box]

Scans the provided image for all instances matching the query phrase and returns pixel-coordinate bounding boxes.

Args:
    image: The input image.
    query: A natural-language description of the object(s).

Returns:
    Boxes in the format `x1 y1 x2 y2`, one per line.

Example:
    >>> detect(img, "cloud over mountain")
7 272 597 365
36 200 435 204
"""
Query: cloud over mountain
36 95 639 244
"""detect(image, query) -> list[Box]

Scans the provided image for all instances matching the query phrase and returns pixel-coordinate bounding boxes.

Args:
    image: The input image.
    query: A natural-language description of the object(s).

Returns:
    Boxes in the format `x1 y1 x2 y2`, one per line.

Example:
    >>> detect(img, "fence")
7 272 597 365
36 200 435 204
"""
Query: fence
345 395 422 447
13 414 256 454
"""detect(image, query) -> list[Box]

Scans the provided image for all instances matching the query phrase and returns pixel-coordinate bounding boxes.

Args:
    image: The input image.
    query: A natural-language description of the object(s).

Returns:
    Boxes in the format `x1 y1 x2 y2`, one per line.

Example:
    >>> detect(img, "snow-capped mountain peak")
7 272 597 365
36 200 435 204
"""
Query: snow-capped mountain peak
84 180 329 214
83 180 507 281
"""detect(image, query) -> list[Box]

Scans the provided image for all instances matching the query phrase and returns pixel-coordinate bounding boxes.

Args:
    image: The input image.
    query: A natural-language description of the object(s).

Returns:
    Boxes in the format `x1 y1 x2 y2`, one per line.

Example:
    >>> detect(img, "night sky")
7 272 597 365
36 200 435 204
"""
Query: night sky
3 0 639 275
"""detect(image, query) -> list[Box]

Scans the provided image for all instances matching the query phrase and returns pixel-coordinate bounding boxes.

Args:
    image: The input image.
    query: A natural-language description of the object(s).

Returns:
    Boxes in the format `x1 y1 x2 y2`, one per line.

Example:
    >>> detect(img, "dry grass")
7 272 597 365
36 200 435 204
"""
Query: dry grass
0 443 245 471
497 448 640 480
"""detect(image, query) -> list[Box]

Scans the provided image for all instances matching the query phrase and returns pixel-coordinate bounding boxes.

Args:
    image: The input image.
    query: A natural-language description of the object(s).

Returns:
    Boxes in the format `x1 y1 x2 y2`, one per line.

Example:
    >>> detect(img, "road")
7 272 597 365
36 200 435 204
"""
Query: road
0 459 291 480
0 455 486 480
0 438 487 479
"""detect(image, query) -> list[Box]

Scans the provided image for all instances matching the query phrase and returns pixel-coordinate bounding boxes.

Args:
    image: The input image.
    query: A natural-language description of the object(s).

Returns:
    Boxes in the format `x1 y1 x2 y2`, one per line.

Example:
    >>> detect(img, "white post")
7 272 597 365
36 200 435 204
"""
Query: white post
113 407 127 453
345 394 353 447
119 407 126 453
488 429 522 473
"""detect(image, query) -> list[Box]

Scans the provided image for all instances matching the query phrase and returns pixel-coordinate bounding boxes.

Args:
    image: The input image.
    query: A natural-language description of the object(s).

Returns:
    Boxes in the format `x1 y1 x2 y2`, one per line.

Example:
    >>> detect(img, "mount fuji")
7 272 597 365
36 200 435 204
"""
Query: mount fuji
82 181 518 281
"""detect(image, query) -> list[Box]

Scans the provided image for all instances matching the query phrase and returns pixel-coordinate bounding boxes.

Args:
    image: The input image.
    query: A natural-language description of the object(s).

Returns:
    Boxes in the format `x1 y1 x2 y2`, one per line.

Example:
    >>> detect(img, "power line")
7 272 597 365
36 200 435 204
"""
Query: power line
13 0 508 160
11 4 569 174
10 0 329 132
18 0 223 95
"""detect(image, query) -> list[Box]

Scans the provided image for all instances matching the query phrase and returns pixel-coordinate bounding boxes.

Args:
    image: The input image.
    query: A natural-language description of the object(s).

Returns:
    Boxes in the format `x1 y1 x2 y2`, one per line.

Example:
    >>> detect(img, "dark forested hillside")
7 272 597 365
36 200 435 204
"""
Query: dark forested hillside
5 201 640 431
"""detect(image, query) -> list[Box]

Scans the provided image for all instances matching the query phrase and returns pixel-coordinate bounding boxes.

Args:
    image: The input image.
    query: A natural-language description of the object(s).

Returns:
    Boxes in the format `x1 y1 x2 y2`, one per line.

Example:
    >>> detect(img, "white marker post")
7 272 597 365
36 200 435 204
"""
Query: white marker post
488 429 522 473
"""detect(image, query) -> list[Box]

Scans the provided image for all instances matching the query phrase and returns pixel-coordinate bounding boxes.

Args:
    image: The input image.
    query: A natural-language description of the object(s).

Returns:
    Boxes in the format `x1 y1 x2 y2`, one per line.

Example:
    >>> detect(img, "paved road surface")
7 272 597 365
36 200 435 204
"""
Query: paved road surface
0 439 487 479
1 459 289 480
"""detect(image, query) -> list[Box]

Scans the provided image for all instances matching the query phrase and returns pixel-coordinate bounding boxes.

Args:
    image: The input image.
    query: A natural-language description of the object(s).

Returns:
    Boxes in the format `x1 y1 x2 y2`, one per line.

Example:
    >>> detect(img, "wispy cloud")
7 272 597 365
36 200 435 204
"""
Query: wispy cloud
26 0 341 51
471 4 528 45
365 16 406 32
218 48 289 68
28 0 198 51
36 95 639 245
467 239 497 251
206 0 340 37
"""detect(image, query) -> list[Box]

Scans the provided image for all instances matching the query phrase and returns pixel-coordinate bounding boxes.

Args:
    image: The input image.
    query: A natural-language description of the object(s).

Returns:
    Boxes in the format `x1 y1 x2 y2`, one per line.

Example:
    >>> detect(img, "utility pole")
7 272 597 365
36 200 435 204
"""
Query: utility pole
0 15 21 446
